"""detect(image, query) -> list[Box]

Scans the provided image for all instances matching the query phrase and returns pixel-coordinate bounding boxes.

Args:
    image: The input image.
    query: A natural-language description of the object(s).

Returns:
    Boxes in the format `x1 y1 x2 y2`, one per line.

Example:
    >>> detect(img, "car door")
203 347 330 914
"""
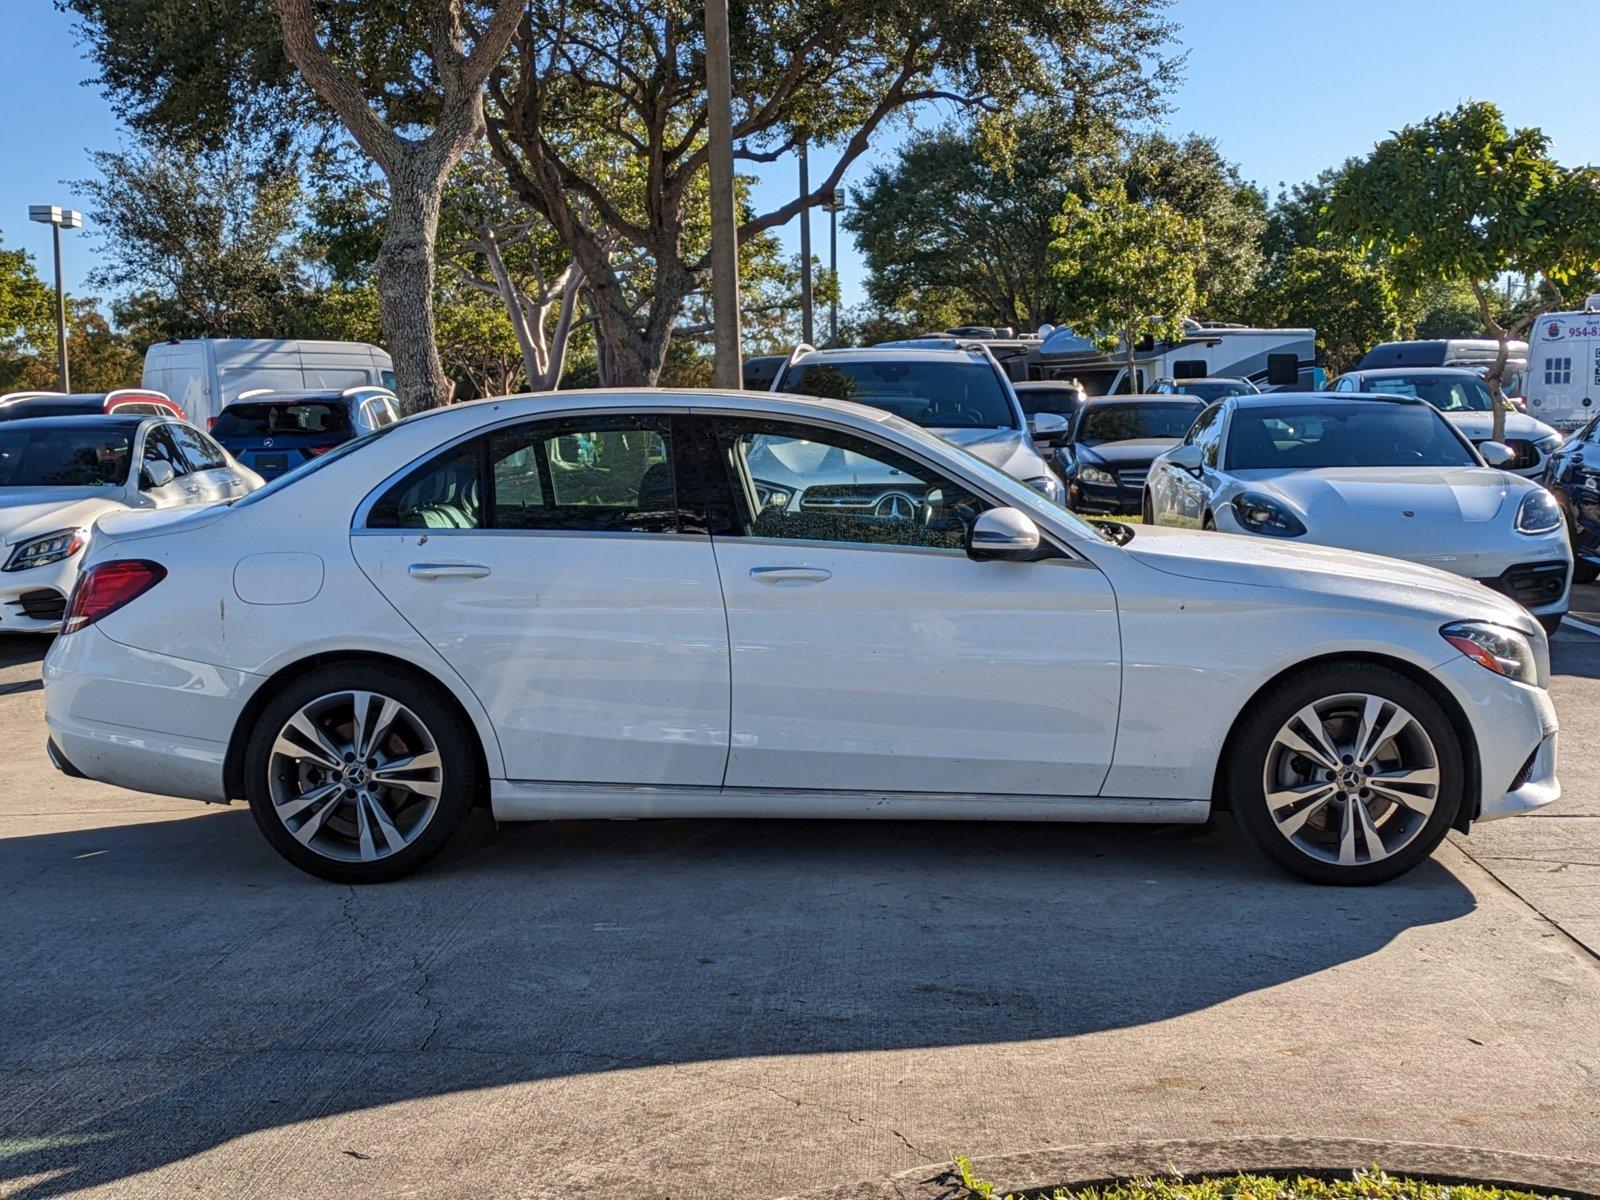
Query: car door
1150 402 1222 526
349 412 731 786
702 413 1120 797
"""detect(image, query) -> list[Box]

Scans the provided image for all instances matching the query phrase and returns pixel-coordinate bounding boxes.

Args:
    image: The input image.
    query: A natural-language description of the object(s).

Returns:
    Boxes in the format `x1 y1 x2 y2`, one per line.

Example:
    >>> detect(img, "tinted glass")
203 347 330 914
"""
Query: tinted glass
168 422 226 470
713 417 985 550
1174 381 1254 401
1361 374 1493 412
1078 402 1204 443
141 425 190 479
0 426 132 487
1225 404 1477 470
489 418 677 534
1013 387 1082 418
781 361 1018 429
213 402 352 437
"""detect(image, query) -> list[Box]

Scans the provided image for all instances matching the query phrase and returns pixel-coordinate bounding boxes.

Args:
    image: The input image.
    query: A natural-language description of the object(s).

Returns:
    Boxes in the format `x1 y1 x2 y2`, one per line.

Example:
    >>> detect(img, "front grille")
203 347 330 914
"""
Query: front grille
799 483 924 512
1116 469 1148 489
1473 438 1540 471
1476 561 1568 607
1509 745 1540 791
6 588 67 621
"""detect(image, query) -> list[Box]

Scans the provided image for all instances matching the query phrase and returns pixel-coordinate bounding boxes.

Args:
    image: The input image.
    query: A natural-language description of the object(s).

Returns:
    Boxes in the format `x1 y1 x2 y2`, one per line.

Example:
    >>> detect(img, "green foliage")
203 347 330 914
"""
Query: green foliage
1251 245 1403 373
952 1162 1563 1200
0 234 56 387
1048 180 1201 366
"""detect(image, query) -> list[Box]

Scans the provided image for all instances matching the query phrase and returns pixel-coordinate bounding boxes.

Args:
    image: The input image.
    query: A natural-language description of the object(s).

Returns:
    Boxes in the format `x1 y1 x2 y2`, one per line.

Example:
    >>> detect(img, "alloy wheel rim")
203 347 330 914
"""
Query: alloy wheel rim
267 690 444 863
1261 692 1440 867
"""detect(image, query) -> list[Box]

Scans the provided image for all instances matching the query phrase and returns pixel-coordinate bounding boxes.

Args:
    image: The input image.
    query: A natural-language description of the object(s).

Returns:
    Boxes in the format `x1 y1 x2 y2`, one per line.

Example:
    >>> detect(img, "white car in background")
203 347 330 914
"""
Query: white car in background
0 414 260 631
1145 393 1572 632
772 344 1067 502
44 389 1558 887
1330 366 1562 477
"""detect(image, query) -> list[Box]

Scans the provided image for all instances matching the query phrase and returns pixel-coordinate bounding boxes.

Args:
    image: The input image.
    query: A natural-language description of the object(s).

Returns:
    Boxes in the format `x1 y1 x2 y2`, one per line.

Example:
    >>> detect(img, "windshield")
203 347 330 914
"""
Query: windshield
781 361 1019 429
0 425 131 487
1362 374 1493 413
1226 403 1478 471
1174 380 1254 401
213 401 351 437
1078 402 1203 443
1013 388 1081 418
231 423 397 507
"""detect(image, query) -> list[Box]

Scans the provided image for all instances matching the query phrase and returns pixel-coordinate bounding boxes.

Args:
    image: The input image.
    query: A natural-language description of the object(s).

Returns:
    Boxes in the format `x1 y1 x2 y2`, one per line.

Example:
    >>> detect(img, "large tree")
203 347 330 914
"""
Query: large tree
847 118 1262 334
484 0 1174 384
1327 101 1600 439
0 234 55 389
1048 180 1202 381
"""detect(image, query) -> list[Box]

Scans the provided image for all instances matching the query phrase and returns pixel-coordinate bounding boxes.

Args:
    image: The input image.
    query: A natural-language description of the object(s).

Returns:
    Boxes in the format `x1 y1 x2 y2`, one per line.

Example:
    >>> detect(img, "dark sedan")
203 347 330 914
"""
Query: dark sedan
1543 414 1600 583
1054 395 1205 515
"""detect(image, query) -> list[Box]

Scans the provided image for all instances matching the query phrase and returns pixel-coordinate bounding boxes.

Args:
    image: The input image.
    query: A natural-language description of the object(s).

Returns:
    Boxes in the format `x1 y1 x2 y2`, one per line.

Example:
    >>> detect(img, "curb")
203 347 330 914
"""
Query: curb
782 1137 1600 1199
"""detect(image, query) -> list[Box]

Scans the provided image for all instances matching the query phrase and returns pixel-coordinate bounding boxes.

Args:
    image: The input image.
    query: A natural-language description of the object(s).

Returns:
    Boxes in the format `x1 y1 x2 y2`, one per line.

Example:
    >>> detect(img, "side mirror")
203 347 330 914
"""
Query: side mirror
141 459 176 489
1478 441 1516 469
1166 443 1204 475
1030 412 1068 443
967 507 1041 562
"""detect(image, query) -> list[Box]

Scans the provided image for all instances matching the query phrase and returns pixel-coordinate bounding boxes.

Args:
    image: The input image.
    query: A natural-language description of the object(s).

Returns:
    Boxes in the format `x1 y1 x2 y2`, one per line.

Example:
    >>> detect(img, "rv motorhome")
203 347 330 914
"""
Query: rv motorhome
1033 320 1316 395
1524 296 1600 432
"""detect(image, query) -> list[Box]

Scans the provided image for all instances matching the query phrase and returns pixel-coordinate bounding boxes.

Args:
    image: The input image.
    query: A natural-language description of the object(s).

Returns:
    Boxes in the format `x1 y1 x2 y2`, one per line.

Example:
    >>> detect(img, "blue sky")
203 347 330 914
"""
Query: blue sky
3 0 1597 316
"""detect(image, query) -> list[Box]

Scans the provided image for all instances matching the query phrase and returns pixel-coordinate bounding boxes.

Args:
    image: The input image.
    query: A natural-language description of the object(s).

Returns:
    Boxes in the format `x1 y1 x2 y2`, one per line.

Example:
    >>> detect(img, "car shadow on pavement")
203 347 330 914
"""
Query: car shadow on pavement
0 803 1474 1197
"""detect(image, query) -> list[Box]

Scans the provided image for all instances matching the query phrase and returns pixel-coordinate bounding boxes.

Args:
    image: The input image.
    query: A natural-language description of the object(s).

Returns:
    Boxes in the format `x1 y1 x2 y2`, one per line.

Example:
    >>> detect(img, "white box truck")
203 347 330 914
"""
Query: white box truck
142 339 396 426
1524 296 1600 431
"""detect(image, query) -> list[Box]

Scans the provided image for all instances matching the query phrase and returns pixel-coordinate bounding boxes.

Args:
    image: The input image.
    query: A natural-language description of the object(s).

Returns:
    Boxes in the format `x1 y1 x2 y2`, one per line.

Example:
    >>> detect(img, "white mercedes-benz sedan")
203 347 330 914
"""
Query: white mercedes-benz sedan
1145 393 1572 632
1 414 261 631
44 390 1560 886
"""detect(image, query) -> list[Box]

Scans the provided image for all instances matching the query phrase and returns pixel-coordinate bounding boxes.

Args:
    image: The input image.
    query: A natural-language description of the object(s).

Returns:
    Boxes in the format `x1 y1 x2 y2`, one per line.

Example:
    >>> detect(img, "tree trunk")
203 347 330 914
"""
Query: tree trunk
1123 326 1137 394
540 267 583 390
477 223 546 389
380 166 453 412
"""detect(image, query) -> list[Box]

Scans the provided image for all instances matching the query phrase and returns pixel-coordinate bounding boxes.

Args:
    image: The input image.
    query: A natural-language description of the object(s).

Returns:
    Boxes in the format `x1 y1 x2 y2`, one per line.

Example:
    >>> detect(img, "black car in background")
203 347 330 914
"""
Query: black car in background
1543 414 1600 583
1053 395 1205 515
210 387 400 479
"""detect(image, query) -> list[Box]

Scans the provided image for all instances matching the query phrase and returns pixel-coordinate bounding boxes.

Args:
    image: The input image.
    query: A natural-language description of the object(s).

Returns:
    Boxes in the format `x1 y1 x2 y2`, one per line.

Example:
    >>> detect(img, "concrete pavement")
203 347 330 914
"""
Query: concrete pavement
1 624 1597 1199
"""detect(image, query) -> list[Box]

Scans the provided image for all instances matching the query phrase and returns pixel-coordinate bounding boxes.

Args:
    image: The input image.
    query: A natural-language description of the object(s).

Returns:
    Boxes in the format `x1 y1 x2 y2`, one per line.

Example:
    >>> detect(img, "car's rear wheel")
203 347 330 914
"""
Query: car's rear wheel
244 663 479 883
1227 664 1462 885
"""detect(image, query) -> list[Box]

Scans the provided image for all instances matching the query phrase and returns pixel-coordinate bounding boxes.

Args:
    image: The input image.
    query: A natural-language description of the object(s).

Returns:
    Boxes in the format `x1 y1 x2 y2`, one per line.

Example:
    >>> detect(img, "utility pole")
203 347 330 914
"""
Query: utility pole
798 141 814 345
29 205 82 392
704 0 742 388
824 188 846 347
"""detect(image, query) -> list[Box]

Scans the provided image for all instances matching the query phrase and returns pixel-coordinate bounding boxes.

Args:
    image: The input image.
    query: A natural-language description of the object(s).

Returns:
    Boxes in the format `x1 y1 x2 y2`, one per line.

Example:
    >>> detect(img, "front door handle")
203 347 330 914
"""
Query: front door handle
749 566 831 586
409 562 492 580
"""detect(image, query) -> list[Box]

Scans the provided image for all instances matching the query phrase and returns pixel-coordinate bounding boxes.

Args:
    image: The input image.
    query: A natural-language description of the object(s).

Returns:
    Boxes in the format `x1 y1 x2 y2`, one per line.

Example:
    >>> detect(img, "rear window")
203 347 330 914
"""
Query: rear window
1078 402 1204 443
1362 374 1493 413
780 361 1019 430
213 402 352 437
0 425 132 487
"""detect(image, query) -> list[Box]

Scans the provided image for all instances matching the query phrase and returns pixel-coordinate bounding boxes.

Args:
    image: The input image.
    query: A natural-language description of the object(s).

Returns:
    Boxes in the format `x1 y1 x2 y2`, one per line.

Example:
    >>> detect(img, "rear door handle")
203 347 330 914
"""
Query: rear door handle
749 566 831 585
408 562 492 580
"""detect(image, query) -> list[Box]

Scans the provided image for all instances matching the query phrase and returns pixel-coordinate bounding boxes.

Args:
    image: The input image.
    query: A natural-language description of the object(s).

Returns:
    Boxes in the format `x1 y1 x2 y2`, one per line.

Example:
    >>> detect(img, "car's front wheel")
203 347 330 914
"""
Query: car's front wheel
1226 664 1462 885
244 663 480 883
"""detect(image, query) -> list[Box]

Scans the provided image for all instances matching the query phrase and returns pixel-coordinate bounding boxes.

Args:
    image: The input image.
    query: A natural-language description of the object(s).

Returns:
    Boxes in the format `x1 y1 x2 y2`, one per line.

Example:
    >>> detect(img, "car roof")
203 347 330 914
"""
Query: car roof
1346 366 1486 378
1013 380 1082 390
1083 393 1204 405
0 413 155 432
787 345 991 366
224 389 382 405
1230 390 1429 409
1163 377 1251 384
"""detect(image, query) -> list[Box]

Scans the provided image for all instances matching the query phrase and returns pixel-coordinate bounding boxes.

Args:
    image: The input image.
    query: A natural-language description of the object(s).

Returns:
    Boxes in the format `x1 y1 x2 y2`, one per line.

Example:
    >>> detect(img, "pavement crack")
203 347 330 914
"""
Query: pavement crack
411 951 440 1053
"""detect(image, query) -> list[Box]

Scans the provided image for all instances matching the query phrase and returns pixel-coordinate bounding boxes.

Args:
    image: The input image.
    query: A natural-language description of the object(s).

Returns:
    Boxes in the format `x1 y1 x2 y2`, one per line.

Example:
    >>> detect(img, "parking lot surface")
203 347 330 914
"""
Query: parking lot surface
2 615 1598 1199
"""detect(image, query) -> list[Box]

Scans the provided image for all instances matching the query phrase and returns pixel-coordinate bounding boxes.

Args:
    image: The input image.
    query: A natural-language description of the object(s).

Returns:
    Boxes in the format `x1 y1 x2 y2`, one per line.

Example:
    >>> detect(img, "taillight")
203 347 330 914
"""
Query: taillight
61 560 167 634
206 416 217 429
305 443 338 457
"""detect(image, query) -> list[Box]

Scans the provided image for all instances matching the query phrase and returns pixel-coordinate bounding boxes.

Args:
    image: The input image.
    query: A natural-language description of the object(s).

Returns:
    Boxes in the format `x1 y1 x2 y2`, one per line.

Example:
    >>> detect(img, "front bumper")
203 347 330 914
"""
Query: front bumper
1430 654 1560 822
43 623 252 803
1067 475 1144 516
0 555 78 632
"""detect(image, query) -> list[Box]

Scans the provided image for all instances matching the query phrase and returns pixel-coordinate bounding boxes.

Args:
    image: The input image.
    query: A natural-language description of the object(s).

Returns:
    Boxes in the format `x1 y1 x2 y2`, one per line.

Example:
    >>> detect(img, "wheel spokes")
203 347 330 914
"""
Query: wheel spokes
1266 781 1337 837
275 711 344 769
1278 706 1342 770
1355 697 1414 768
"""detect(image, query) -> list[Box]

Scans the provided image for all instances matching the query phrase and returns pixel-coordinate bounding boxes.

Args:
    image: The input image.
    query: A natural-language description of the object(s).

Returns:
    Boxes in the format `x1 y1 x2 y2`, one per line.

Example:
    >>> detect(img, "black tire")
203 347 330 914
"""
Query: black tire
1573 560 1598 585
244 662 481 883
1226 663 1463 886
1202 511 1217 531
1141 491 1154 524
1538 613 1564 636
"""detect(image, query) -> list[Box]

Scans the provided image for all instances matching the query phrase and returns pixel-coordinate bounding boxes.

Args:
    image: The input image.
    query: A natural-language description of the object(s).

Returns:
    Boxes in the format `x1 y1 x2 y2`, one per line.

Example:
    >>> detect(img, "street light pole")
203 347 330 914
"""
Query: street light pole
704 0 742 388
798 141 813 345
29 205 82 392
823 188 846 347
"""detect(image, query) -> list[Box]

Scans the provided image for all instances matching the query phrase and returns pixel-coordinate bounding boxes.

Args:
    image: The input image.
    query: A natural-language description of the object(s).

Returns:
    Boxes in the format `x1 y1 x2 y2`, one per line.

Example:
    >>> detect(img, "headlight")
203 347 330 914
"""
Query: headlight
1025 474 1065 502
3 527 87 572
1536 432 1564 453
1075 466 1114 488
752 480 792 510
1231 492 1306 537
1515 489 1563 535
1441 621 1538 685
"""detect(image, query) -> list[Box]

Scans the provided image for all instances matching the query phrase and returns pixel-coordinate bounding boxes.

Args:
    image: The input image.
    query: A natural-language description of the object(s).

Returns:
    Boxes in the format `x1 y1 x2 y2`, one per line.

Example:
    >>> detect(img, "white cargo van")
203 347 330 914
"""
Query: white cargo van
141 339 396 427
1524 296 1600 432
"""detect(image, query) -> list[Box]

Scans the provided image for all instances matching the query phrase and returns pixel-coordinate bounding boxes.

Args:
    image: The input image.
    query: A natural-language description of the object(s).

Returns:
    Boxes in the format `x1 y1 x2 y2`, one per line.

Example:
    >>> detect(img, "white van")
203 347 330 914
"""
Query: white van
142 339 396 427
1524 297 1600 432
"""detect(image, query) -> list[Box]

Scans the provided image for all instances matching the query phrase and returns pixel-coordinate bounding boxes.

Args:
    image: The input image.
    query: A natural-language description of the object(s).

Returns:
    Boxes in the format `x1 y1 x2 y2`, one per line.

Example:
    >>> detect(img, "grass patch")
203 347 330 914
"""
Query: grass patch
953 1159 1568 1200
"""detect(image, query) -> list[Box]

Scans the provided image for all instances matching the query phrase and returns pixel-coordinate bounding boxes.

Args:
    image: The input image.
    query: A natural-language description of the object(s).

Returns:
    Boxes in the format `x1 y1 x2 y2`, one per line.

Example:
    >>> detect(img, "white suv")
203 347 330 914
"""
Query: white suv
772 344 1065 502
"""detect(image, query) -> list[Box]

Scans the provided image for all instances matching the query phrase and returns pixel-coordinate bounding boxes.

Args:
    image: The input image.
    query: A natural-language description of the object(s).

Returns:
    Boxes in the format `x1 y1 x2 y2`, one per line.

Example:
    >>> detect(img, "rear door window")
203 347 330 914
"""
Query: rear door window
167 422 227 471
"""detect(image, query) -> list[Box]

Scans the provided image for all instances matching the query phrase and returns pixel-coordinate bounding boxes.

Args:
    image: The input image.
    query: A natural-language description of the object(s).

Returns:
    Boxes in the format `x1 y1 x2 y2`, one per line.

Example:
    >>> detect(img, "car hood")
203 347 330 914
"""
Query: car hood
1080 438 1183 466
1124 523 1533 629
1441 411 1556 442
0 490 123 547
933 427 1049 480
1232 467 1512 525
